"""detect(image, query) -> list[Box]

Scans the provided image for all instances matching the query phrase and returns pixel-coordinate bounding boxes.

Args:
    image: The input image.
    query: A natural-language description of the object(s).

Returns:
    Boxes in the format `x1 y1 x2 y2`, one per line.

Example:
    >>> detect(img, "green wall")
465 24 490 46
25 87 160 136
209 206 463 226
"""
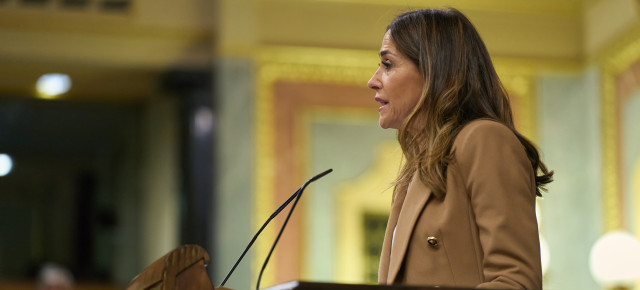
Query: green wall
538 66 602 290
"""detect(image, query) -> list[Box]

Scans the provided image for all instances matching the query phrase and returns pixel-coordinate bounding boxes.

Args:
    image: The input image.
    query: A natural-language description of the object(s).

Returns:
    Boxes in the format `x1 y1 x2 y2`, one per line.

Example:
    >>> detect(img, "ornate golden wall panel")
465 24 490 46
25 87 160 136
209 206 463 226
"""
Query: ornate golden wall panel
599 23 640 232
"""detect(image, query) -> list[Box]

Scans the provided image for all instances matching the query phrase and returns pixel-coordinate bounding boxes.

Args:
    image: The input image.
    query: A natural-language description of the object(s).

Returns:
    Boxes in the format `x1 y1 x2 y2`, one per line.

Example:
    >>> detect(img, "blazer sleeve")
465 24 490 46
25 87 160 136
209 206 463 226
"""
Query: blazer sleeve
454 121 543 289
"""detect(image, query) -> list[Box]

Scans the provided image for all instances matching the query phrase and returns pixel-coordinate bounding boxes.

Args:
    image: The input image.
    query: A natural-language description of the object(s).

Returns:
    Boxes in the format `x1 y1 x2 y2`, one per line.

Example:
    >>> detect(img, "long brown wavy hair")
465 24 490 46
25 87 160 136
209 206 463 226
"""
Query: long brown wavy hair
388 8 553 199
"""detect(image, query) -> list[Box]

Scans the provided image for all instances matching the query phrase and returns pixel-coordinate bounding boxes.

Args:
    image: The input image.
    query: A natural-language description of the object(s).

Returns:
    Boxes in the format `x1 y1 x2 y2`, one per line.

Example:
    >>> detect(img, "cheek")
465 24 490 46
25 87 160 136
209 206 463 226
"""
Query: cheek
401 85 422 113
407 79 424 109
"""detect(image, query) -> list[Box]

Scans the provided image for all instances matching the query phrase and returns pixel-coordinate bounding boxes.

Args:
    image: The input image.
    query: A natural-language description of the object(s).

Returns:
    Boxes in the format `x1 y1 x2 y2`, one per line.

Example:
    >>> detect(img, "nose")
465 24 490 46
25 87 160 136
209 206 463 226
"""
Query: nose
367 68 381 90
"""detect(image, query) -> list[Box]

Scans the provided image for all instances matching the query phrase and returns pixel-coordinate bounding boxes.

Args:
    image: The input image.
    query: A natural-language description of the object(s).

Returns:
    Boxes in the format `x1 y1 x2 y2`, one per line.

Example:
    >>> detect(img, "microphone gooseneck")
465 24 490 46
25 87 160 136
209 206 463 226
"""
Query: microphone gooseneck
218 189 300 287
255 168 332 290
219 169 333 288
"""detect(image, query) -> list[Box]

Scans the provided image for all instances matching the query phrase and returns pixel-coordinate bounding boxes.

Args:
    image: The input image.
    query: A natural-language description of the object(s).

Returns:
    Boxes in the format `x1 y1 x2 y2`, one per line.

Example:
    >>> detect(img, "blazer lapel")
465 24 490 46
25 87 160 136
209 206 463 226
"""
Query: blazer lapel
378 184 408 283
387 172 432 283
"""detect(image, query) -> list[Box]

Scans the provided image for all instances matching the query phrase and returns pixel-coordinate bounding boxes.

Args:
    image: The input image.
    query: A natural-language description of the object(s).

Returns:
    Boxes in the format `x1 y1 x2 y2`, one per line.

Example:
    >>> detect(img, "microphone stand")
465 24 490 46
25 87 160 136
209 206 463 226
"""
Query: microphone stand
219 169 333 288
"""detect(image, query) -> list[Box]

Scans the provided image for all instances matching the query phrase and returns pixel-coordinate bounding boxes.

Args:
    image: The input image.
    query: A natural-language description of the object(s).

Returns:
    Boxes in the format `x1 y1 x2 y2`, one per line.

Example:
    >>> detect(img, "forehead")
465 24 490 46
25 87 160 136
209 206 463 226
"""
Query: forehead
380 31 398 53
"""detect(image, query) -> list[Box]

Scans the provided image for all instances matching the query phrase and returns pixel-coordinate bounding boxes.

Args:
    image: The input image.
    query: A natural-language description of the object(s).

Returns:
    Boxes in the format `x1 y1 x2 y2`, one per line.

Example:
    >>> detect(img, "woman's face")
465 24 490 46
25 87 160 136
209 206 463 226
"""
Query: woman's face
367 31 425 130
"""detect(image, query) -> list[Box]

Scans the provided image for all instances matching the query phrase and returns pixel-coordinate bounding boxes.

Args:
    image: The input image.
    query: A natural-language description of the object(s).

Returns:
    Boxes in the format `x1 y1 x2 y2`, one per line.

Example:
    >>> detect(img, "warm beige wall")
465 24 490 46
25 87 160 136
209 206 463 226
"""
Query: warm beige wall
583 0 639 58
0 0 213 99
218 0 258 54
3 0 617 99
136 0 214 29
218 0 584 61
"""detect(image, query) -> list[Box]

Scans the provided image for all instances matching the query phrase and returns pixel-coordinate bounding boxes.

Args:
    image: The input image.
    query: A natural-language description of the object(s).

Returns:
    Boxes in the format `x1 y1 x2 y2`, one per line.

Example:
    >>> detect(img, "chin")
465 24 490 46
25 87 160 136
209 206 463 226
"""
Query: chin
378 120 394 129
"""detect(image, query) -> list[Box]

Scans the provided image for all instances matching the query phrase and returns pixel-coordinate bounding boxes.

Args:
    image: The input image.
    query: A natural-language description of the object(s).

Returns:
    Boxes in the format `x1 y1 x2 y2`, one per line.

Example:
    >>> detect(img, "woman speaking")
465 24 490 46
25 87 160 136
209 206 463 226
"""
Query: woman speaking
367 8 553 289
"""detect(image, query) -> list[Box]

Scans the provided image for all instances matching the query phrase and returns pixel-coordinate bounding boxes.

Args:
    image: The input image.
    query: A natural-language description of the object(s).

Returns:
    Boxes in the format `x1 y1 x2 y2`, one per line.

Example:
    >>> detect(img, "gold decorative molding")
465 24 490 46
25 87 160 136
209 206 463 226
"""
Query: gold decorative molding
335 140 401 283
299 105 389 282
598 22 640 232
600 67 622 232
253 46 376 286
500 73 536 141
253 63 278 288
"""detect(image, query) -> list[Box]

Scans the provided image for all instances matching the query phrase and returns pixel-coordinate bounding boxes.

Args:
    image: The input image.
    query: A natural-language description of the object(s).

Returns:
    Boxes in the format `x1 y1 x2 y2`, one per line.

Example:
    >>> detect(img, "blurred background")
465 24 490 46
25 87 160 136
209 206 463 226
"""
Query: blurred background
1 0 640 289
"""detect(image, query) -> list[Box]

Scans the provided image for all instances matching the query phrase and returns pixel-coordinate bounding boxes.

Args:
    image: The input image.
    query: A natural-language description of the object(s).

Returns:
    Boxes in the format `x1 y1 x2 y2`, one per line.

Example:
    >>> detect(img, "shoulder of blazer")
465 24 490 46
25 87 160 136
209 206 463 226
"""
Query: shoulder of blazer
452 120 521 154
451 119 527 175
454 119 515 146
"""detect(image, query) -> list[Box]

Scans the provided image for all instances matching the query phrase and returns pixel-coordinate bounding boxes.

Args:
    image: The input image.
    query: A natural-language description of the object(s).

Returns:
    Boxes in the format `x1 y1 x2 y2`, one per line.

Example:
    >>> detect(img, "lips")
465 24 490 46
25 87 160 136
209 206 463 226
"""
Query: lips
375 97 389 111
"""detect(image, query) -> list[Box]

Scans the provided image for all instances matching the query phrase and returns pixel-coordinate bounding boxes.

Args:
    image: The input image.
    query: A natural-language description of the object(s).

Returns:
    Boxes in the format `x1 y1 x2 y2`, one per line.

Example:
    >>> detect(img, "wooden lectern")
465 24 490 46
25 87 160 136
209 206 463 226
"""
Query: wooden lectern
264 281 467 290
127 245 471 290
126 244 214 290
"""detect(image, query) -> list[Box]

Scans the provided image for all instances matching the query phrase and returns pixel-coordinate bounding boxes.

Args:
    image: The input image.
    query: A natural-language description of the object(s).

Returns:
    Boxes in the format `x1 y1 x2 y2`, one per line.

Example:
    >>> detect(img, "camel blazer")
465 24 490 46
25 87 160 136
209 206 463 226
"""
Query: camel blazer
378 120 542 289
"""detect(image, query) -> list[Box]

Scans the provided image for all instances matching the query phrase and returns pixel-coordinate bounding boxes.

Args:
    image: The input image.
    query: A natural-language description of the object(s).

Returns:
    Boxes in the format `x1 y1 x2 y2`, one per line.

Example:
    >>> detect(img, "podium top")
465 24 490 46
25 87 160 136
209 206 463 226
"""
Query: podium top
263 281 475 290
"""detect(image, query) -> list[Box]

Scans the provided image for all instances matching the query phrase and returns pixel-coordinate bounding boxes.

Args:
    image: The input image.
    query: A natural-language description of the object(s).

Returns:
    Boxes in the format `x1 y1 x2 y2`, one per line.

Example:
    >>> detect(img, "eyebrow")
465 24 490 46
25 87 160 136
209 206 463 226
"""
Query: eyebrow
379 50 395 57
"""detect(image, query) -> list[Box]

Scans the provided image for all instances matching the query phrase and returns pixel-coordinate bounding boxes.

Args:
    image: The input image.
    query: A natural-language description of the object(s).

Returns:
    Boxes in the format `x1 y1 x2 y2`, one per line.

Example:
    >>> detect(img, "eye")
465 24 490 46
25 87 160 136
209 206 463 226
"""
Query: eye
381 61 392 69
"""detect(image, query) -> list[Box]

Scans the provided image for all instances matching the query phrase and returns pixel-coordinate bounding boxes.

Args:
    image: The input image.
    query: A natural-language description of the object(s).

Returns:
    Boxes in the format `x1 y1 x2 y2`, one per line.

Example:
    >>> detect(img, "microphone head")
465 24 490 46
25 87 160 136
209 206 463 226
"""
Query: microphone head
309 168 333 182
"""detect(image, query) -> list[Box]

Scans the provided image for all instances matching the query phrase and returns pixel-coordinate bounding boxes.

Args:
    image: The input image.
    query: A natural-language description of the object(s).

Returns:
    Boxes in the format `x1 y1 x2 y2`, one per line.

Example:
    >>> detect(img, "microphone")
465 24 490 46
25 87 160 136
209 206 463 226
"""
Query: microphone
255 168 332 290
219 169 333 288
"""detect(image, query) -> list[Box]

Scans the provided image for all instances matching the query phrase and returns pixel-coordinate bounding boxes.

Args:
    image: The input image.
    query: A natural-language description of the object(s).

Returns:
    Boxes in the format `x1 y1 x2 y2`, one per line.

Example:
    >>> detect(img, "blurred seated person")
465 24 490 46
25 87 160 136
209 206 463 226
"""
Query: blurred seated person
37 263 74 290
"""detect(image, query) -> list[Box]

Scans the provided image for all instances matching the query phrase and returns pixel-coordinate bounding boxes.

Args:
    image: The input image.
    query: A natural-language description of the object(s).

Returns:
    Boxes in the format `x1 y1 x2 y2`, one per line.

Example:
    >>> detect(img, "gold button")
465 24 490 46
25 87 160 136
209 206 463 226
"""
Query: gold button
427 236 439 247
